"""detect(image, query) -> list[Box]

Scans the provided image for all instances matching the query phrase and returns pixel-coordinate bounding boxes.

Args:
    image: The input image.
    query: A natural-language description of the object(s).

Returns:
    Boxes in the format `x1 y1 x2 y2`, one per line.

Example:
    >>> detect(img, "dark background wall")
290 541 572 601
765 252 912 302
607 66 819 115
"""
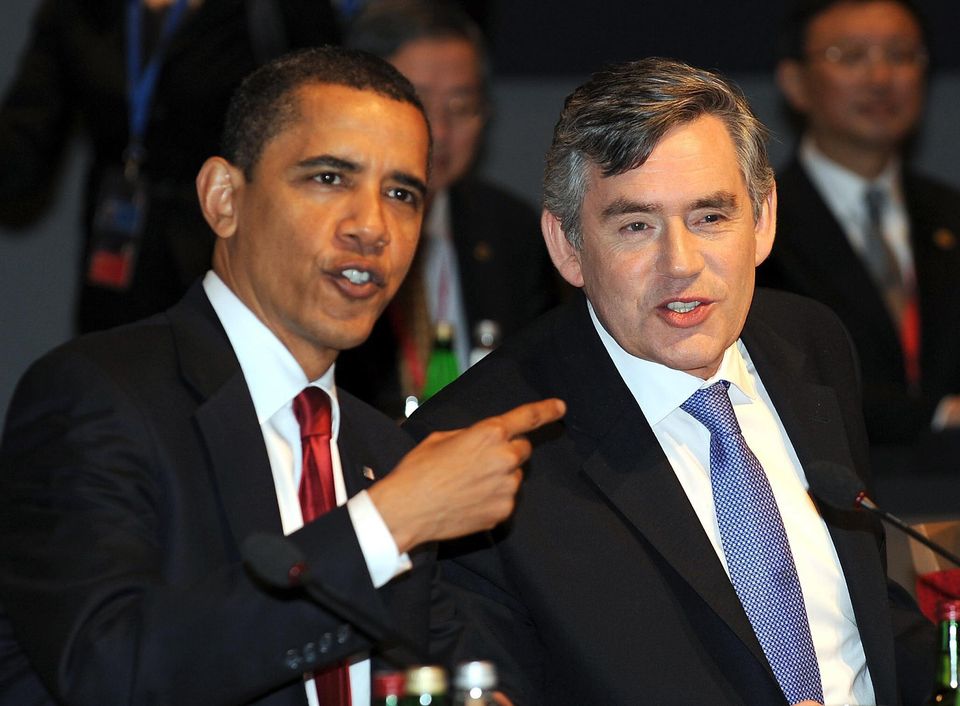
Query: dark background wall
479 0 960 74
2 0 959 427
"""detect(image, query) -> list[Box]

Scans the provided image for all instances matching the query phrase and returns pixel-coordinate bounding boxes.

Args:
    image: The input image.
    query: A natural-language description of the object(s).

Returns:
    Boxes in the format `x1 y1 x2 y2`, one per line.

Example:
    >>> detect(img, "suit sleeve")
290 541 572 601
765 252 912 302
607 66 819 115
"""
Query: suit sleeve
0 350 396 705
405 415 545 706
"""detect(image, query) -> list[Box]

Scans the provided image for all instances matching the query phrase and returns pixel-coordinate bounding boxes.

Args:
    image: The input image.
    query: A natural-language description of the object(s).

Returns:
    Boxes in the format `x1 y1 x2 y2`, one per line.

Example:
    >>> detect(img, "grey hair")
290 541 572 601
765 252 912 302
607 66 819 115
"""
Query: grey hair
543 57 774 249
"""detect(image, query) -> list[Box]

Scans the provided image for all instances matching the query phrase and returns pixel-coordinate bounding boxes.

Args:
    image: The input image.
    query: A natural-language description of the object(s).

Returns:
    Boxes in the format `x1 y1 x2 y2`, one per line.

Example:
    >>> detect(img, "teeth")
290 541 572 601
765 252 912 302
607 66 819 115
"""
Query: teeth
666 300 700 313
341 268 371 285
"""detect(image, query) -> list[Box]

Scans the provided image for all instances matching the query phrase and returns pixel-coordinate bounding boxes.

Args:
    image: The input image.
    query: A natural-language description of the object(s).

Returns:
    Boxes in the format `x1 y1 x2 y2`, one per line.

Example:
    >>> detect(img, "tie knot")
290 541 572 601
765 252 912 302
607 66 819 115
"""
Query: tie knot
680 381 741 436
293 387 332 440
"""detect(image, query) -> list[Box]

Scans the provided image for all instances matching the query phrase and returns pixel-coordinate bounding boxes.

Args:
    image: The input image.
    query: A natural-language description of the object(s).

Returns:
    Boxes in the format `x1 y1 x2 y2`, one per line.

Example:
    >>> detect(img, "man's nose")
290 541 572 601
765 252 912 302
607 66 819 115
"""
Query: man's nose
657 225 704 278
341 188 389 255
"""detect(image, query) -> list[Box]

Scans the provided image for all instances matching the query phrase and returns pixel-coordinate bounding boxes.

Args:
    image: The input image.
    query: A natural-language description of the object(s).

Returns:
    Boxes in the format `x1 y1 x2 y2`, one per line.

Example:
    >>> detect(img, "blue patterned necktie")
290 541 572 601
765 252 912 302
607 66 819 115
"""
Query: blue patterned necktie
681 381 823 705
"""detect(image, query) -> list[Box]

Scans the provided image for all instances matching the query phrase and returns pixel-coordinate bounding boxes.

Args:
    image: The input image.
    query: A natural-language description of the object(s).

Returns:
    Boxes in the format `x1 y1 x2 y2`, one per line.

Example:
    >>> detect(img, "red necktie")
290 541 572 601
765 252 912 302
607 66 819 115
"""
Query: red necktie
292 387 352 706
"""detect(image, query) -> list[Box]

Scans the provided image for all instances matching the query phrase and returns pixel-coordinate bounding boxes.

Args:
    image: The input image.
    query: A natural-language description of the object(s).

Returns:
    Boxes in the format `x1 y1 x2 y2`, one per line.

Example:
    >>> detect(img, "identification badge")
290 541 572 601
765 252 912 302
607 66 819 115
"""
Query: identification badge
87 167 149 290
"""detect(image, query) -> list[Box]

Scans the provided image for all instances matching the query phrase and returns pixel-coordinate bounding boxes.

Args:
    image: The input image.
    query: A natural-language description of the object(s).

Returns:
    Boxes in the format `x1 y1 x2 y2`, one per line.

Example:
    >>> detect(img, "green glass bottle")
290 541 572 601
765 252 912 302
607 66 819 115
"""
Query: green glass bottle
927 600 960 705
401 665 448 706
421 320 459 401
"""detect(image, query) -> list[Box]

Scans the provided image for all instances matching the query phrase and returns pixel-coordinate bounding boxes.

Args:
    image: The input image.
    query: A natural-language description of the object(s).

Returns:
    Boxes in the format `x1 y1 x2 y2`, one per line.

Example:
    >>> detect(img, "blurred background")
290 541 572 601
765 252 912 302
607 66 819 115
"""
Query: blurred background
2 0 959 427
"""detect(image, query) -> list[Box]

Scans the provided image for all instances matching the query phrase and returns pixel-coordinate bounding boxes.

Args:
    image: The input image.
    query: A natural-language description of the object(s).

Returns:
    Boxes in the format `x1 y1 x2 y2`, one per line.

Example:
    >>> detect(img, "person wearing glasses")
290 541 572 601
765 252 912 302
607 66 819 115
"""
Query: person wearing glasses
759 0 960 475
337 0 565 419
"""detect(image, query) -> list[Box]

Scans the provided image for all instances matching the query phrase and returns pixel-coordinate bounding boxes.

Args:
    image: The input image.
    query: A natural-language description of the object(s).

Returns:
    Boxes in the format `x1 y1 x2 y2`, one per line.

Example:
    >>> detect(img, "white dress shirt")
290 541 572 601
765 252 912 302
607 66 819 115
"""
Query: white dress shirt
588 301 876 705
799 134 914 287
203 271 411 706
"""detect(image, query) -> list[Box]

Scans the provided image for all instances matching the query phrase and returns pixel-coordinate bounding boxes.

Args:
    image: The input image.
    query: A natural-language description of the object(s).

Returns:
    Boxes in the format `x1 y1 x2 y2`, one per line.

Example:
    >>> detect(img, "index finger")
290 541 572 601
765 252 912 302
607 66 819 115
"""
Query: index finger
493 398 566 438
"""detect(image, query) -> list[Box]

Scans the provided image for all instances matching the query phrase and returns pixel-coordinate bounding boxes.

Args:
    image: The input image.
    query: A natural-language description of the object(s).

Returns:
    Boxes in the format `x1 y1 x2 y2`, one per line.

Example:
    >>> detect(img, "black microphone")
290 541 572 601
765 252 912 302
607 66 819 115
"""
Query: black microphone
805 461 960 568
242 532 410 649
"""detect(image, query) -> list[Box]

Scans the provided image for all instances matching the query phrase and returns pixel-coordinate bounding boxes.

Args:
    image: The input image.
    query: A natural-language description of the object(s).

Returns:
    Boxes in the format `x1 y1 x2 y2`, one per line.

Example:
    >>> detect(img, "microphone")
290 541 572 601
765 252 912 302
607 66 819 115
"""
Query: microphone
242 532 410 650
805 461 960 569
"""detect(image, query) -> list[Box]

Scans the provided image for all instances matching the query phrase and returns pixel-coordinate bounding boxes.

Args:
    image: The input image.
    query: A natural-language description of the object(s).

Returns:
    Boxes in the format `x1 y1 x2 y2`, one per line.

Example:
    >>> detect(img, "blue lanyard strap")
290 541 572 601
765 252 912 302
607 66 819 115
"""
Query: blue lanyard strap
125 0 191 163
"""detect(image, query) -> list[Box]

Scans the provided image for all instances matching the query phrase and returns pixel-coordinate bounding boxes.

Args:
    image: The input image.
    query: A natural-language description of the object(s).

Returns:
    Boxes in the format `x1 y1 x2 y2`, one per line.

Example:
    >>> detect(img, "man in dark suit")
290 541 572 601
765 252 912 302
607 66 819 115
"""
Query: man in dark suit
759 0 960 473
0 47 563 705
407 58 934 705
336 0 563 418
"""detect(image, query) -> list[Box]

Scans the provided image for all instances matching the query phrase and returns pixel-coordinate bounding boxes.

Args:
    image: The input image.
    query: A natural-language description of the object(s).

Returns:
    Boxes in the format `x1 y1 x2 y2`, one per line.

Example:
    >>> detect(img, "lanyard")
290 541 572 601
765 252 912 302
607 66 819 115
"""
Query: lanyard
124 0 191 173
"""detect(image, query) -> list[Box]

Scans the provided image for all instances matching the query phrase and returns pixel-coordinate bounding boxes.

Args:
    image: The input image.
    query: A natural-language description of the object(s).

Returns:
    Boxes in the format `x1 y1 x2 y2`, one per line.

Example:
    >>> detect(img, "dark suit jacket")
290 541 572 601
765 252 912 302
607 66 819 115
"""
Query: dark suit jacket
758 159 960 447
0 283 452 705
406 290 934 706
336 178 564 418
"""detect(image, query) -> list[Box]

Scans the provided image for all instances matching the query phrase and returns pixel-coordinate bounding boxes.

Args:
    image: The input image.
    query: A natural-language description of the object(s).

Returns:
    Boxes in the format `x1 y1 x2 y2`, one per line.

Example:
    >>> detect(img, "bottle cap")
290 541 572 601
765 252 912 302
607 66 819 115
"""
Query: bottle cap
373 671 405 697
473 319 501 348
937 599 960 622
404 665 448 695
453 660 497 690
435 320 454 344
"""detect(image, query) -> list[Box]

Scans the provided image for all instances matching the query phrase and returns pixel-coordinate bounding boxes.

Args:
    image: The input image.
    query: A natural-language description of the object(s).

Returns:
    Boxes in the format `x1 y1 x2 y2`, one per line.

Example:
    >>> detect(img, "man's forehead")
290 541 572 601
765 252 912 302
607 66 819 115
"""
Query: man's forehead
249 83 428 182
806 0 922 38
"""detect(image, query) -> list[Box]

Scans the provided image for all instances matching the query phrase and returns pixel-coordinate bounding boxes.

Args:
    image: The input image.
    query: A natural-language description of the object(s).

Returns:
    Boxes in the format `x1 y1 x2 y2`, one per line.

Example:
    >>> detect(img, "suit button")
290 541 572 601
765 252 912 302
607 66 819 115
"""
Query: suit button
284 649 303 671
303 642 317 664
336 624 351 644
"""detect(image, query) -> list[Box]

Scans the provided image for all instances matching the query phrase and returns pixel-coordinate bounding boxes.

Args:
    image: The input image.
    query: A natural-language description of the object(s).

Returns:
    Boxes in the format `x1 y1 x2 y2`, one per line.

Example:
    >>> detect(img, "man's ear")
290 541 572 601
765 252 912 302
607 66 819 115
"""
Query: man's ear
776 59 810 114
196 157 242 240
541 210 584 288
754 182 777 266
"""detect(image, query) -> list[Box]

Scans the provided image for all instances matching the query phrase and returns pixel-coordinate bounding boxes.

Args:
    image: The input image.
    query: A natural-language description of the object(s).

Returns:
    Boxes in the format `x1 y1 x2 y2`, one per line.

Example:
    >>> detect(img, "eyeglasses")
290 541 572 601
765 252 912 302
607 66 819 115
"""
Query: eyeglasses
808 42 928 72
418 89 487 125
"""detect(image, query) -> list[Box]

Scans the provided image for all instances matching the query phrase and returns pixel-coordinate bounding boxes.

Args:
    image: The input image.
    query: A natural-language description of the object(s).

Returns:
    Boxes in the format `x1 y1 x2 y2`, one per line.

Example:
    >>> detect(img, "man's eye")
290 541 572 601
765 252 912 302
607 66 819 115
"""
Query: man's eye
702 213 722 223
626 222 649 232
313 172 342 185
388 187 420 206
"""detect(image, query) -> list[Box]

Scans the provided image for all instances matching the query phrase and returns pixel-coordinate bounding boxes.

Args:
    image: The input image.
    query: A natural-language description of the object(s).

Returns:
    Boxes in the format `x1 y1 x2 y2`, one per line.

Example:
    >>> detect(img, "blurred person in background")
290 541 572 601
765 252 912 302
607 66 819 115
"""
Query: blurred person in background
0 0 340 333
759 0 960 475
338 0 565 419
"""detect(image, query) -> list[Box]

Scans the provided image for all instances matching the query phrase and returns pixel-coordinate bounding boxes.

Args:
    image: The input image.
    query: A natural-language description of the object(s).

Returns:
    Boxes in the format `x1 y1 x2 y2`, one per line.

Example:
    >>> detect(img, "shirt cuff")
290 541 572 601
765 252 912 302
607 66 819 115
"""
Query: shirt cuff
346 490 412 588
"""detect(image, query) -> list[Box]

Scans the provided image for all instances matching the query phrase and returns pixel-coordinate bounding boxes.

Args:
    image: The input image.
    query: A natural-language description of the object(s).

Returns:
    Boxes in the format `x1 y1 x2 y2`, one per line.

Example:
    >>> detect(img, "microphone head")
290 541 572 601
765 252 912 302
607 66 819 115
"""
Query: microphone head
241 532 309 589
803 460 868 511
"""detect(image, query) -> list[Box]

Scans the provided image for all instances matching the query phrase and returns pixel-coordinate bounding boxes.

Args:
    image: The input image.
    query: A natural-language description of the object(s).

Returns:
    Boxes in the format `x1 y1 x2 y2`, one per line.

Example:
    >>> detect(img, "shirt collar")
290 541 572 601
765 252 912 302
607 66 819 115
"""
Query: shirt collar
587 300 758 426
799 134 903 216
202 271 340 437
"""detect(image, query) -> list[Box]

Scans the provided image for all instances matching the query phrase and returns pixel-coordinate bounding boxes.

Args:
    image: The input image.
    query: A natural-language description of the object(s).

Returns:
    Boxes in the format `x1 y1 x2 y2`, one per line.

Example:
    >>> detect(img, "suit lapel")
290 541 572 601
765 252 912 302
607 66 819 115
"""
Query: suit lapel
168 284 285 556
336 414 378 499
555 298 773 673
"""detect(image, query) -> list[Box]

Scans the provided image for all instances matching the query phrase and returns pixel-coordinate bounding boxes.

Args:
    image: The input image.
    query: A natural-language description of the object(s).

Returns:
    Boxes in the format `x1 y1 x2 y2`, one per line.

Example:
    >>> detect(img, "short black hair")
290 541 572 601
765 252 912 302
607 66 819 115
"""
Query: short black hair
777 0 927 61
221 46 429 179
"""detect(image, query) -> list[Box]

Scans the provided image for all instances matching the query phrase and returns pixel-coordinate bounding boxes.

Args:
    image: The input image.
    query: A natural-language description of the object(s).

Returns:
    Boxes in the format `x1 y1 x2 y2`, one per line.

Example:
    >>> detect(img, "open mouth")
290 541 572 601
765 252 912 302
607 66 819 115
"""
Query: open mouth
666 300 701 314
341 268 372 286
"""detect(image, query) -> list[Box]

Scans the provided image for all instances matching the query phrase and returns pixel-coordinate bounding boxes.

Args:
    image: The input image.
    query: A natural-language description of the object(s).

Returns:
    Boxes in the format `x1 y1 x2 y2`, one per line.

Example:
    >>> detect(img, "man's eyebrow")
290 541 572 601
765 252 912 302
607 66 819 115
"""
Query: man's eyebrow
295 155 361 172
292 155 426 196
601 198 662 220
690 191 738 211
600 191 740 220
390 171 427 198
